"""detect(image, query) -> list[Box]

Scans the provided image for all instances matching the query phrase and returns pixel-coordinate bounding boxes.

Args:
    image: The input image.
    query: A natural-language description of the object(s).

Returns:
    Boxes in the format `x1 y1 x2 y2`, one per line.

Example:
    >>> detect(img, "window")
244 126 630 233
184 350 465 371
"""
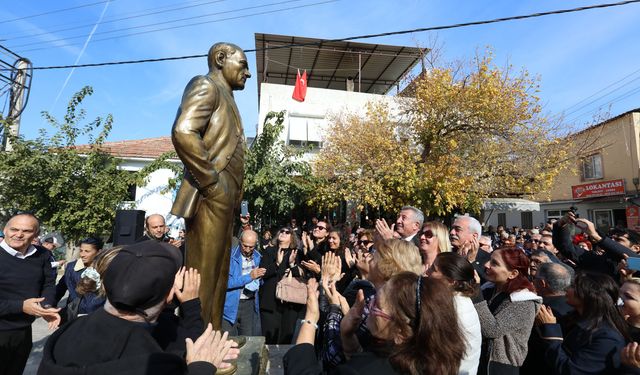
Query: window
521 212 533 229
546 209 571 221
288 116 325 149
582 154 603 180
498 213 506 228
125 171 137 202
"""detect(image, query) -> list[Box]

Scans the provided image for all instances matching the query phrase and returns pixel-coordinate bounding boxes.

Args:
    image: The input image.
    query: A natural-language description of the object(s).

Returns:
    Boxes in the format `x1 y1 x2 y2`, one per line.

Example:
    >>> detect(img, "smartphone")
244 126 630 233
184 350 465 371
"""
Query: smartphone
241 200 249 217
627 257 640 271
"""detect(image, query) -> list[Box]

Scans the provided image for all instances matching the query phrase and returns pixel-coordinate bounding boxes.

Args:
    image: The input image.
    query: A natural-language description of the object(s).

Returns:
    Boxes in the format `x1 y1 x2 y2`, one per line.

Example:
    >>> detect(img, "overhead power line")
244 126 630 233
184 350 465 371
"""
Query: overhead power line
14 0 336 54
8 0 308 50
0 1 116 24
13 0 640 71
4 0 229 42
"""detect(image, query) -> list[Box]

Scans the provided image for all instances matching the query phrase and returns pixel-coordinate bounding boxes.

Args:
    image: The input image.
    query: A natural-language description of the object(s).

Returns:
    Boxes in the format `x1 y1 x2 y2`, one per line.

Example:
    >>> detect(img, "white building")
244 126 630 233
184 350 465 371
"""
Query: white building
254 33 424 161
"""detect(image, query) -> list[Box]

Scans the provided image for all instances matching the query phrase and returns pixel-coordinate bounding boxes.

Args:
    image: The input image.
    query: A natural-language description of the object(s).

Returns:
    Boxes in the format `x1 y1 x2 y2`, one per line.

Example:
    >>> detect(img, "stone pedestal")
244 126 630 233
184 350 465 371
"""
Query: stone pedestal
221 337 294 375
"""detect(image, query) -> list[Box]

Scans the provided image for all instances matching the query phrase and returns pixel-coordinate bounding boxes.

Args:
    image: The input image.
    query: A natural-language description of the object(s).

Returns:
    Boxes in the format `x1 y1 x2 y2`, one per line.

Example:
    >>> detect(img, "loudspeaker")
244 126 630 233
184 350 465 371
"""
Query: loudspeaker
113 210 146 246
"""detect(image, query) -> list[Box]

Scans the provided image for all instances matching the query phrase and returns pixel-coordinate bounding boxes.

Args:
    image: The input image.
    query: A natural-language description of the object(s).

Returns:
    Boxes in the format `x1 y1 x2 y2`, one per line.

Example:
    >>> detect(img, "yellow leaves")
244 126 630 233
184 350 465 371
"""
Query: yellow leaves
312 48 569 216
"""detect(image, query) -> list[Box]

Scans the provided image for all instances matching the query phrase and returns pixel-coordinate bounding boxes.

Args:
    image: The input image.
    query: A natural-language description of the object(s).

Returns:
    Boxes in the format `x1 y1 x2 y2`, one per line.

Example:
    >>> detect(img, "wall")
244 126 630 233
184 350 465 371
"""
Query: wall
257 82 402 161
119 158 180 218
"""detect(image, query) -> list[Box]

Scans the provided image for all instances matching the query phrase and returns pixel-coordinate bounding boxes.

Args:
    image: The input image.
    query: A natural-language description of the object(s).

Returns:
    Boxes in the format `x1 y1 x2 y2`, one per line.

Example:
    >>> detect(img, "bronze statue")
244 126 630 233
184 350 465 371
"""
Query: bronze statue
171 42 251 329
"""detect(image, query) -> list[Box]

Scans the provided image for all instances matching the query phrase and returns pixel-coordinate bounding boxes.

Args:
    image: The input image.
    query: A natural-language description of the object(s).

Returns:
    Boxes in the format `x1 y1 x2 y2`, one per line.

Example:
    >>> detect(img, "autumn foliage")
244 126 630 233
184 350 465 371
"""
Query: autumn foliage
312 50 569 216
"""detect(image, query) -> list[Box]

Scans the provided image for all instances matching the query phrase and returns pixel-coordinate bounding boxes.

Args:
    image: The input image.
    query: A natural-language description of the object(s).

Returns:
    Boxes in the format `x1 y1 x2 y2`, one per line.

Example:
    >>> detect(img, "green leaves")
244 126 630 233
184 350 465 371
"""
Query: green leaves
0 86 152 244
244 111 313 227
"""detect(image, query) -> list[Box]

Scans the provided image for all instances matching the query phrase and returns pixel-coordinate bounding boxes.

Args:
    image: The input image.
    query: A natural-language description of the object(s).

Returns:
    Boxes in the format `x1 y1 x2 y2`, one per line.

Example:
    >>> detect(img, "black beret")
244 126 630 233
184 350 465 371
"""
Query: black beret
103 240 182 313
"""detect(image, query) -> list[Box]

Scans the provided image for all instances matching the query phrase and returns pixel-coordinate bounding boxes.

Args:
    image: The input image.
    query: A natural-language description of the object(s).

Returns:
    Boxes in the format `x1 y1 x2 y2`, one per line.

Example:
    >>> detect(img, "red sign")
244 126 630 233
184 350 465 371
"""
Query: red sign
627 206 640 231
571 179 625 199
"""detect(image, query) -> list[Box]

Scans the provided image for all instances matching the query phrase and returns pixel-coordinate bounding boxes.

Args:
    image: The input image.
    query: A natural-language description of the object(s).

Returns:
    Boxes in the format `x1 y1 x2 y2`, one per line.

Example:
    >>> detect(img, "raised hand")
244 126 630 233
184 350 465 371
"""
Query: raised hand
375 219 395 240
321 252 341 282
186 324 239 369
175 268 201 303
301 260 321 274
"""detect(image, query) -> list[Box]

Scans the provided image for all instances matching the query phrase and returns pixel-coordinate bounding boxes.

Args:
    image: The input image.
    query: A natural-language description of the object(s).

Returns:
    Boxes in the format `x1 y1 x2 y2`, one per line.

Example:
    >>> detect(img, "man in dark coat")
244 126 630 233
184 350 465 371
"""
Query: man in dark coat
0 213 60 375
38 241 237 375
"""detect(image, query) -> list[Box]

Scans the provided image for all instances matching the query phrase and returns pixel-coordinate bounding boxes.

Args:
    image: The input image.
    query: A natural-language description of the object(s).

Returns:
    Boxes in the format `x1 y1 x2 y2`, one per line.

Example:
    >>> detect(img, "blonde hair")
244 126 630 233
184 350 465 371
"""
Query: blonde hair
424 221 452 253
374 239 423 281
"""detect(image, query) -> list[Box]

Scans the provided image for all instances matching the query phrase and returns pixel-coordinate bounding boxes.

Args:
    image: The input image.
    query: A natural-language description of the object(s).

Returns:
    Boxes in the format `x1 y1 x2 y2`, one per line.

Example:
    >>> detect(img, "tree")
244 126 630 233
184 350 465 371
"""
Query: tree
311 103 422 212
408 50 569 214
313 49 571 216
0 86 156 251
244 111 314 229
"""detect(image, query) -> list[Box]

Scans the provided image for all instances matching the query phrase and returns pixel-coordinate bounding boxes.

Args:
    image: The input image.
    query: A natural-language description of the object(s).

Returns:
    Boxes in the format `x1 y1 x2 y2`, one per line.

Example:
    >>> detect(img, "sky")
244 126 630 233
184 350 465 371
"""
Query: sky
1 0 640 143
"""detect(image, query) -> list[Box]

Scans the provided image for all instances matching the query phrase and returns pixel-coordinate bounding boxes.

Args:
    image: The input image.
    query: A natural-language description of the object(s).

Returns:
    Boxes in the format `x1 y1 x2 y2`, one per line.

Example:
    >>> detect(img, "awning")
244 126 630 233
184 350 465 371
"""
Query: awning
482 198 540 212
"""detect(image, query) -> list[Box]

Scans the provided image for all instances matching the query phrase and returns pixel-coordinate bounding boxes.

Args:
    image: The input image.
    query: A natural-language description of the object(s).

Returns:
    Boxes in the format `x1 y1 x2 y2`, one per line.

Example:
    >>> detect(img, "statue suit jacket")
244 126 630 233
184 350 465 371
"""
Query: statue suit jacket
170 74 245 219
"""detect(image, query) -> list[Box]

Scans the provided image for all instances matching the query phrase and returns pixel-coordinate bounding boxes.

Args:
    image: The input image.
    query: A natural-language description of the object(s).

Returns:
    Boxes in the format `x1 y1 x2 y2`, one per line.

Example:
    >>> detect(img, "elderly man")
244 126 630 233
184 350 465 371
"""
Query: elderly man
171 42 251 328
450 215 489 282
529 249 555 277
375 206 424 247
223 230 265 336
38 240 238 374
521 262 574 375
0 213 60 375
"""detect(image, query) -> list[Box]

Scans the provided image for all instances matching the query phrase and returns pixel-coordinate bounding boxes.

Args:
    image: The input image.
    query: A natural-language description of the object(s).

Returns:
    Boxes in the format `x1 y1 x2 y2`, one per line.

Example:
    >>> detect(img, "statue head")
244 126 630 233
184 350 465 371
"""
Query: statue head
207 42 251 90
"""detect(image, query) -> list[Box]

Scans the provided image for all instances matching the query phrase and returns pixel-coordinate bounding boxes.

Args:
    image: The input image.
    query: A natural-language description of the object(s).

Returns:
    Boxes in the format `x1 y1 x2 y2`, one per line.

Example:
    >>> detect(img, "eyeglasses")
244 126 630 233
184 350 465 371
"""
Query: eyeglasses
279 229 291 234
420 229 434 239
241 243 255 249
479 243 490 248
367 296 392 321
358 240 371 245
531 240 541 243
314 225 327 231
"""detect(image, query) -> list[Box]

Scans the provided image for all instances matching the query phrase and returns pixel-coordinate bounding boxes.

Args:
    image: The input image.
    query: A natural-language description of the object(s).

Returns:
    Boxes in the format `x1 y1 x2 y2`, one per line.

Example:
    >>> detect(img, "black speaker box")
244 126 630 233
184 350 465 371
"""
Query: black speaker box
113 209 145 246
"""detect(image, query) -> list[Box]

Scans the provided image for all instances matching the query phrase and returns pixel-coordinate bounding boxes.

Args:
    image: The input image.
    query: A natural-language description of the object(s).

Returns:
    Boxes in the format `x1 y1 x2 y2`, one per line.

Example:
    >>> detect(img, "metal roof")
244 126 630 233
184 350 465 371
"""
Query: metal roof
254 33 426 99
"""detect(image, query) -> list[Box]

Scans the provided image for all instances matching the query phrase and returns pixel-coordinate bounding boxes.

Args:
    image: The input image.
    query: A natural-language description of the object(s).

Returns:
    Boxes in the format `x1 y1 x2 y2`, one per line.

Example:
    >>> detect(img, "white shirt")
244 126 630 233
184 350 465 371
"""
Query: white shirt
404 232 418 242
454 294 482 375
0 239 38 259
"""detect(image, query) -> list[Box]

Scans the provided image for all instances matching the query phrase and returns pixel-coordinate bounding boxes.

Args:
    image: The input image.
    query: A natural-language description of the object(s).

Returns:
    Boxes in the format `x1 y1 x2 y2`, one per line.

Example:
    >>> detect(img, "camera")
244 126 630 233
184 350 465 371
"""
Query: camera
569 206 580 218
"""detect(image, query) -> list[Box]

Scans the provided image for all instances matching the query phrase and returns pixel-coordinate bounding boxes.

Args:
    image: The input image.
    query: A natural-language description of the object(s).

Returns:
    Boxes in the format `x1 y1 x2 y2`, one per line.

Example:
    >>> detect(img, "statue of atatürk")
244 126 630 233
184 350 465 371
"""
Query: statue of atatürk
171 42 251 328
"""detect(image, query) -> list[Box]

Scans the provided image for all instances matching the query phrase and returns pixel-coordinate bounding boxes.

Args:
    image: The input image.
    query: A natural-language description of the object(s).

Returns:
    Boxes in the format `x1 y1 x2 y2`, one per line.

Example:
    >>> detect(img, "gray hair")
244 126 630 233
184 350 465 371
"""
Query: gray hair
456 215 482 237
401 206 424 227
537 262 574 294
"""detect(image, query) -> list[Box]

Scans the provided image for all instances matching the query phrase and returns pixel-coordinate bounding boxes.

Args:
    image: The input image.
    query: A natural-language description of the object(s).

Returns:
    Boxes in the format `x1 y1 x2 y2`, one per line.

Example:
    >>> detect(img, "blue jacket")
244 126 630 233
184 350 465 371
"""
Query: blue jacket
223 245 262 325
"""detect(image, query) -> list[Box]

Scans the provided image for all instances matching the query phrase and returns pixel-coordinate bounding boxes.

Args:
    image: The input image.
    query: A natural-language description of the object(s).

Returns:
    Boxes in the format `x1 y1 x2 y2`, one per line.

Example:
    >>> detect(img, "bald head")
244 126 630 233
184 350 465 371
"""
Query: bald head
145 214 166 240
4 213 40 253
240 230 258 257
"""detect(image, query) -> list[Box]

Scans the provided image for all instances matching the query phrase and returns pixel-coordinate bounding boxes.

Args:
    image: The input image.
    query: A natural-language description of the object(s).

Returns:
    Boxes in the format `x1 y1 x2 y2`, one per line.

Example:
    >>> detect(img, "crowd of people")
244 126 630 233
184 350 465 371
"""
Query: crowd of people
4 206 640 374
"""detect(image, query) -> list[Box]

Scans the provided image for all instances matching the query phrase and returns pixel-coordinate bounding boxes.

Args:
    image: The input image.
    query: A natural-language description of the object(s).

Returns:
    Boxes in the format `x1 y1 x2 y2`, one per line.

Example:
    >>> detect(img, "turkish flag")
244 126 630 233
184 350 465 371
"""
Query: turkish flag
292 69 307 102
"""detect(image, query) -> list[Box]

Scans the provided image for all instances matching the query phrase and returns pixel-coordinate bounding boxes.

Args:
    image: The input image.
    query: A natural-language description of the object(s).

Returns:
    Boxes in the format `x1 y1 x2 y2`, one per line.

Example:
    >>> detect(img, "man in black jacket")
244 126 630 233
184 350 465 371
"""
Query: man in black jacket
0 213 60 375
552 212 638 277
38 241 237 375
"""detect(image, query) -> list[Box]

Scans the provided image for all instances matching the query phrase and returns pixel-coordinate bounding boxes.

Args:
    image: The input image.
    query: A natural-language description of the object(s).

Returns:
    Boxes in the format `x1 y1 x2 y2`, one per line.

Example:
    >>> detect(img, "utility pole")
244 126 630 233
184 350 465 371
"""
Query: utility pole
4 57 32 151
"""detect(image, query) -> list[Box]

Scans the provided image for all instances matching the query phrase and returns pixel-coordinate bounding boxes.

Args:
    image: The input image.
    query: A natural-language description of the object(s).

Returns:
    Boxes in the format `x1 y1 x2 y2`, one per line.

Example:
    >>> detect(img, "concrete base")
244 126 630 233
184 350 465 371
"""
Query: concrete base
227 337 293 375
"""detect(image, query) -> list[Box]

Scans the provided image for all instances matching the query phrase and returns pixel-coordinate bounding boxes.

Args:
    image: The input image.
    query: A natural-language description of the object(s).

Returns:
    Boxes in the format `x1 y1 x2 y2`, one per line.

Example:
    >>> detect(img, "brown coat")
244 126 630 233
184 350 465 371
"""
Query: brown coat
170 74 245 219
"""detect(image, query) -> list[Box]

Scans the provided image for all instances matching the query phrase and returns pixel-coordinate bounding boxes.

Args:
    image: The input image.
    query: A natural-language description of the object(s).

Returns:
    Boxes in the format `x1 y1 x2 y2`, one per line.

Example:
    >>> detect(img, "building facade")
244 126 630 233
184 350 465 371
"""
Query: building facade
484 109 640 231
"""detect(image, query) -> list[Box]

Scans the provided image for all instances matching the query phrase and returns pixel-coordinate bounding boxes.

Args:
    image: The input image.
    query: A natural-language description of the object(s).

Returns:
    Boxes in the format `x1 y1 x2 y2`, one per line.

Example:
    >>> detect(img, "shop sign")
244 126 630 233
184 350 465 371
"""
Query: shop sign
571 179 625 199
627 206 640 231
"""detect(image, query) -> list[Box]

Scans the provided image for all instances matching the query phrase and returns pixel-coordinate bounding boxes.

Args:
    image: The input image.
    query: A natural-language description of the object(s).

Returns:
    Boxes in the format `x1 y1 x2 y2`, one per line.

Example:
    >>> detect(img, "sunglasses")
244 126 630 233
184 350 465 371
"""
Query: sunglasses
367 296 392 321
314 225 327 231
420 229 434 239
279 229 291 234
358 240 371 245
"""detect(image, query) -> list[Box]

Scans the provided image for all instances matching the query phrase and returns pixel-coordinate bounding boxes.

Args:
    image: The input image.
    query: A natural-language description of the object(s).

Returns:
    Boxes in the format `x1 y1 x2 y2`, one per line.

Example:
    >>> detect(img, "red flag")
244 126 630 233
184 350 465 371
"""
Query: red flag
292 69 307 102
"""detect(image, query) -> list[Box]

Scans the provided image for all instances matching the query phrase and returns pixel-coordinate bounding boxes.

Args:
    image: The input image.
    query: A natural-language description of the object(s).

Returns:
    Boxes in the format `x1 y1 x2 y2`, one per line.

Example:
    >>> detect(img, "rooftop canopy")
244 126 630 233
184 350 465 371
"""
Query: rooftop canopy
254 33 426 100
